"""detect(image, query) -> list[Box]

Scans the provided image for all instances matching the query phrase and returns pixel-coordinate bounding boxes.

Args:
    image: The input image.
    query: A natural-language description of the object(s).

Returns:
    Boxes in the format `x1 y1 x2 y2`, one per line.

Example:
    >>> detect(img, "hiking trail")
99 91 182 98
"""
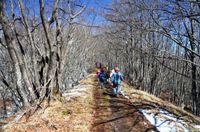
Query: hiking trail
91 77 155 132
2 73 200 132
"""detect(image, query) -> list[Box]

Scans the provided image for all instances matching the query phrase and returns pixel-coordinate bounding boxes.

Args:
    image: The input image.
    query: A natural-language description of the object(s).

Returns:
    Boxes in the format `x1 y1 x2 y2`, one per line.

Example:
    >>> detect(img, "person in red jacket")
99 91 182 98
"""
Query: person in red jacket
96 69 100 77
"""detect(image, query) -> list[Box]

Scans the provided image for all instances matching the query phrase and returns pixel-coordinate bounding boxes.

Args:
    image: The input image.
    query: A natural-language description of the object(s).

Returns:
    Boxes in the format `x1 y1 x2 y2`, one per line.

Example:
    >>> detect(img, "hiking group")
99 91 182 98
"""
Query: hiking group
96 67 124 97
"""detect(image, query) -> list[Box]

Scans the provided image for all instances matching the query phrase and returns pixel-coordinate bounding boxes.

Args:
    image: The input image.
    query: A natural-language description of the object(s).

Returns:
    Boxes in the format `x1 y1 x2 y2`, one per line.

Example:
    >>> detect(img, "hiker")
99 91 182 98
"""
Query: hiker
96 69 100 77
108 69 115 85
111 67 124 97
98 68 107 89
110 69 115 78
105 67 110 83
95 62 101 68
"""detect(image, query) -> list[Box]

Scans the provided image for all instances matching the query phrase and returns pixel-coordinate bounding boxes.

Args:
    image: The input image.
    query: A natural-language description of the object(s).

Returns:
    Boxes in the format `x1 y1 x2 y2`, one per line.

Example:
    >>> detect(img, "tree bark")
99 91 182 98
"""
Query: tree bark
0 1 30 106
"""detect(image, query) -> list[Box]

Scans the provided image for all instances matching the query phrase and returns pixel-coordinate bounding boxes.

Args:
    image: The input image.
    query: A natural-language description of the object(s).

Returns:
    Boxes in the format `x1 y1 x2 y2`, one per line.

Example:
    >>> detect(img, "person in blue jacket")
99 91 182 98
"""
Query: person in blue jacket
111 67 124 97
98 68 107 89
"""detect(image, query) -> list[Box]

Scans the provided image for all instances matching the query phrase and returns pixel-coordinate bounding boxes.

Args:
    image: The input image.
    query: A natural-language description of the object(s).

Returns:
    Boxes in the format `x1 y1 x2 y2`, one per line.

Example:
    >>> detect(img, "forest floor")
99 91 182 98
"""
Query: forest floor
1 73 200 132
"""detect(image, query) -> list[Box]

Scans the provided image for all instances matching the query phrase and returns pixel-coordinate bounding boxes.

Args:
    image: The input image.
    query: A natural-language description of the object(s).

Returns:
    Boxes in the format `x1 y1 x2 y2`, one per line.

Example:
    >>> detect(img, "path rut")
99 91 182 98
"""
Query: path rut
91 79 157 132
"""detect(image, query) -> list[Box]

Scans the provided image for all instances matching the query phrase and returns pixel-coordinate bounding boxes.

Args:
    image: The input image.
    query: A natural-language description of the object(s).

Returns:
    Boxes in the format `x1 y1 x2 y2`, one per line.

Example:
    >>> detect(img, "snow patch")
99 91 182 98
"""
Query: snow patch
194 125 200 129
139 109 199 132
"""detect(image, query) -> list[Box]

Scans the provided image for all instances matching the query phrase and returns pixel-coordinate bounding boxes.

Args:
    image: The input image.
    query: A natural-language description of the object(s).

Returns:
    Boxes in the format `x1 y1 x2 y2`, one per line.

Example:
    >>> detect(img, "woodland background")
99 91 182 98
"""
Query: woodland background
0 0 200 120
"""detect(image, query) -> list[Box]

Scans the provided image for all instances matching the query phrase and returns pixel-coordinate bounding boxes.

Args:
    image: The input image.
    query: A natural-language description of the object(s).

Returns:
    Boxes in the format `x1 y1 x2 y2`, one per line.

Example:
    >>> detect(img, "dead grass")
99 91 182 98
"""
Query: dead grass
4 97 94 132
122 83 200 124
3 73 200 132
4 74 97 132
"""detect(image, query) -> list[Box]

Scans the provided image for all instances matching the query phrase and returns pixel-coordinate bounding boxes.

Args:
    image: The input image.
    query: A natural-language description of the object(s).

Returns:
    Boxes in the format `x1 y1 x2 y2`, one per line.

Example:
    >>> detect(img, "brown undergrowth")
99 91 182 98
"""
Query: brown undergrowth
122 83 200 124
2 73 200 132
3 74 96 132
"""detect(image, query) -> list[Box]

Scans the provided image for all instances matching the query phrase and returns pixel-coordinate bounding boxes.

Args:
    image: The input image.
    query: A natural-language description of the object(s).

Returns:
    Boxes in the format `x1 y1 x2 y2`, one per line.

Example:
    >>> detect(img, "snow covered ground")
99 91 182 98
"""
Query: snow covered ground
139 109 200 132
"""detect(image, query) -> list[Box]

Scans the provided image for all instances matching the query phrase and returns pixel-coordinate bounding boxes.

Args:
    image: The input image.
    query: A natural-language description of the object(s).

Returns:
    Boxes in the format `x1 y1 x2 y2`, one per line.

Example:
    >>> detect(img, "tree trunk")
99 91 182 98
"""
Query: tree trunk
0 3 30 106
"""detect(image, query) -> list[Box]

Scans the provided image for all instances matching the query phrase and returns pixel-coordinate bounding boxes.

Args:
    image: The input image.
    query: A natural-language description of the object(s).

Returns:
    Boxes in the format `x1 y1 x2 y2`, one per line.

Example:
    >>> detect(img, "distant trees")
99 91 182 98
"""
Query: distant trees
1 0 200 118
0 0 97 117
101 0 200 115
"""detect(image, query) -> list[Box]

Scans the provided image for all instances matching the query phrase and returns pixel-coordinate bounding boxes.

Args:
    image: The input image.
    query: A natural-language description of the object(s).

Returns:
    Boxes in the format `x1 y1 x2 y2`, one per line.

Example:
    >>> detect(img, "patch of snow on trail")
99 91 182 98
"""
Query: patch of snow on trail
139 109 193 132
194 125 200 129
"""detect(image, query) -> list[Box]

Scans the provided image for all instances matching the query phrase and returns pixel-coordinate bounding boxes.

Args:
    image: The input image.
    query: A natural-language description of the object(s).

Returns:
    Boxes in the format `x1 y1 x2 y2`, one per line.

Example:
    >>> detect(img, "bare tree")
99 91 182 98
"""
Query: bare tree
0 0 96 117
100 0 200 115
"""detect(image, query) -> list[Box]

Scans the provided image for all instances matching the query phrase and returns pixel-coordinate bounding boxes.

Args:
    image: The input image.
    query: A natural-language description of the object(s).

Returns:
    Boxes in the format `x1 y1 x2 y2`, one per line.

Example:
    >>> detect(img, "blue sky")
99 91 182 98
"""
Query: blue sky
83 0 111 26
88 0 111 7
5 0 111 27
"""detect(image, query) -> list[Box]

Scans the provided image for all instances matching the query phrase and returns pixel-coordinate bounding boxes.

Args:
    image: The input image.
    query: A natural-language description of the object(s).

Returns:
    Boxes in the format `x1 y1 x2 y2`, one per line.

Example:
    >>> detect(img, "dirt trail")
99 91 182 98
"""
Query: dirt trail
2 73 200 132
91 79 157 132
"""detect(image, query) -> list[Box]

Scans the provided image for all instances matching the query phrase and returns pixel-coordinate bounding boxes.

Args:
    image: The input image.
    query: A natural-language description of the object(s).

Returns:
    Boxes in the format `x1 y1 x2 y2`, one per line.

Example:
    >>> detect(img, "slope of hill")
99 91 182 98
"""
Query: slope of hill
1 73 200 132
